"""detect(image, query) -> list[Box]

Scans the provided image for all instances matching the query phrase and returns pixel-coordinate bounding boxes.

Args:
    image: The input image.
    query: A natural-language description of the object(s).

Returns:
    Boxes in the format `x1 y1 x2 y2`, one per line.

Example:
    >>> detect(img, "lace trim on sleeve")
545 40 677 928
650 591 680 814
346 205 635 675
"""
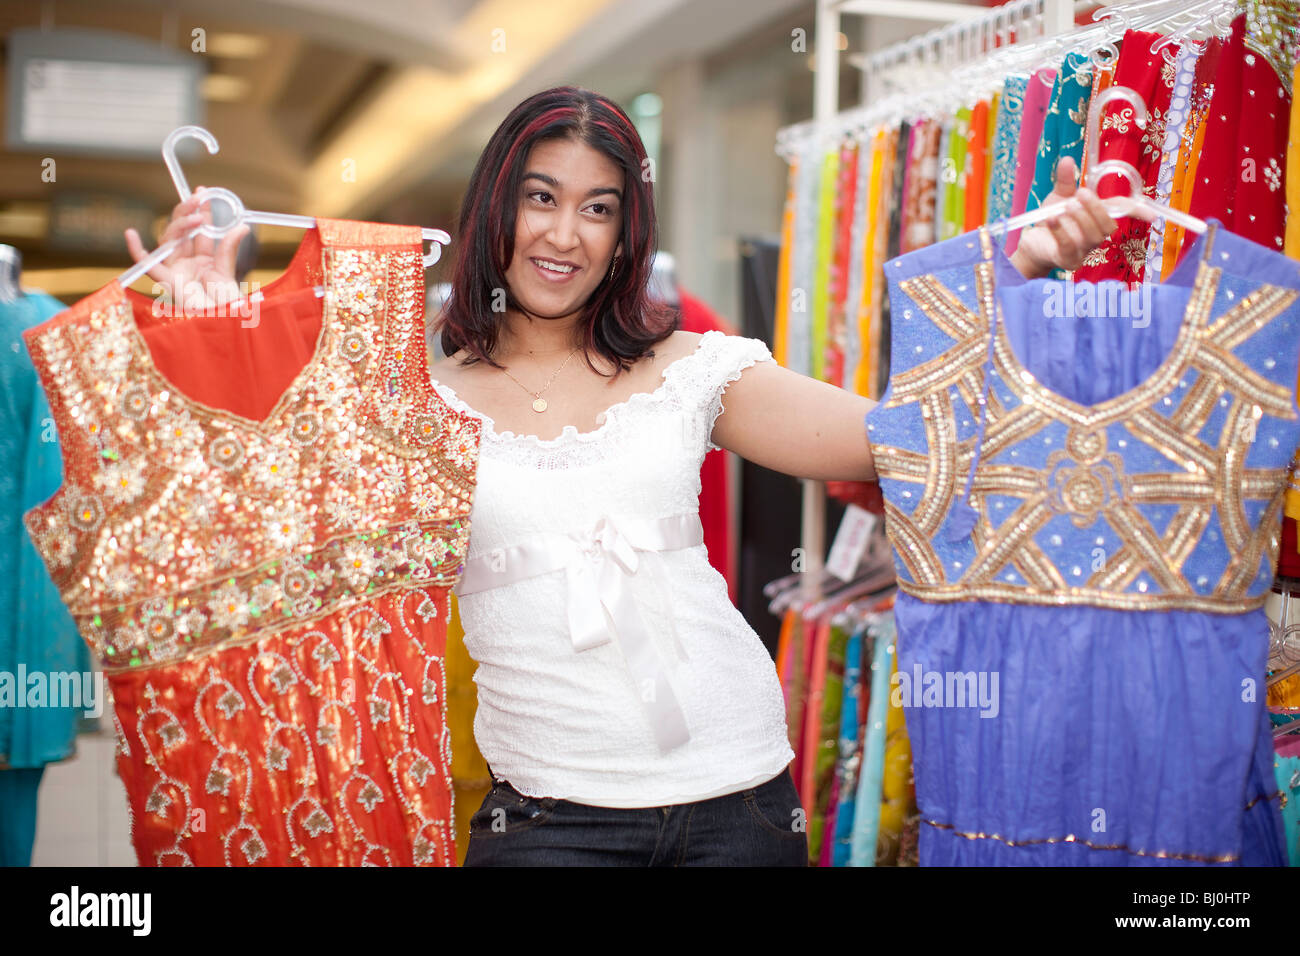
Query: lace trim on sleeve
695 332 775 453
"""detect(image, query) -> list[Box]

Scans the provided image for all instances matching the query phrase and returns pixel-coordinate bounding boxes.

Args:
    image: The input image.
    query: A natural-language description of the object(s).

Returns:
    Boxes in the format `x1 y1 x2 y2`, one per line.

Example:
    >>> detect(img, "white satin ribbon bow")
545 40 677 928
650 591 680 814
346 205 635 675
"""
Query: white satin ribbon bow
455 513 703 752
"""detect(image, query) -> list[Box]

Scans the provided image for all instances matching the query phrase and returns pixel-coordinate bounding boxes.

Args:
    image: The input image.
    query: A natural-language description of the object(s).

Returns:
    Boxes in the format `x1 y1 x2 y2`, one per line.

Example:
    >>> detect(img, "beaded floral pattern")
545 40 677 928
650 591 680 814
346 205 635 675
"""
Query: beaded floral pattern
23 219 480 865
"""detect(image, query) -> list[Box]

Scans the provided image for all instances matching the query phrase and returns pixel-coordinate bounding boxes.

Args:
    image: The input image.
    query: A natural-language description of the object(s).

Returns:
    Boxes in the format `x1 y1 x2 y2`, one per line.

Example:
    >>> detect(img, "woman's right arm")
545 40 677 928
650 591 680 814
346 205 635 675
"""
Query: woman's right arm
123 187 249 310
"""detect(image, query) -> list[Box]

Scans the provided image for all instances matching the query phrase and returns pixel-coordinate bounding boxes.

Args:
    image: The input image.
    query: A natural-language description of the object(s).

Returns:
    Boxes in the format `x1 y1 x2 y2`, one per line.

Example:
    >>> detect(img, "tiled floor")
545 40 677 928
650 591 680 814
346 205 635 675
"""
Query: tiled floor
31 724 136 867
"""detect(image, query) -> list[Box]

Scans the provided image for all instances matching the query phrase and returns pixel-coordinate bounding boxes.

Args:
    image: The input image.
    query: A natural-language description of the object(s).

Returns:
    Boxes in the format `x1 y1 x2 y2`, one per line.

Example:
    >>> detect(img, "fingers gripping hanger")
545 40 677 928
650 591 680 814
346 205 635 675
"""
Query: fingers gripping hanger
988 85 1209 239
119 125 451 289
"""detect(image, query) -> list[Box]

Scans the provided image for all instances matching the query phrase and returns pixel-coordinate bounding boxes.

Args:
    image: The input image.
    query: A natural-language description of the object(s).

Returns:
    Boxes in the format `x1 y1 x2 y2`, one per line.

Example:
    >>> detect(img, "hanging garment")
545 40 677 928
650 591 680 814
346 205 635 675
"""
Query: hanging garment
854 128 889 398
867 220 1300 865
811 148 839 383
1186 11 1294 257
902 119 942 255
826 139 860 389
963 99 991 231
844 127 876 387
804 618 848 862
1079 58 1115 188
0 289 92 867
987 75 1029 223
1006 66 1057 254
1144 43 1201 281
774 157 797 369
1027 51 1095 222
849 614 894 866
829 621 868 866
1161 38 1223 278
1072 31 1179 285
940 108 969 243
24 220 481 866
787 146 821 378
1283 62 1300 576
436 330 794 808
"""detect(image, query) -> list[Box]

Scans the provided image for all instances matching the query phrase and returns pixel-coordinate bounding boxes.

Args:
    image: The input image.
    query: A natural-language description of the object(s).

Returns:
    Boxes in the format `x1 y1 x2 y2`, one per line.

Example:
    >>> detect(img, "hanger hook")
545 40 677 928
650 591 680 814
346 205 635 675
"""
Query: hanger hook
191 186 248 240
162 125 219 201
1086 84 1149 191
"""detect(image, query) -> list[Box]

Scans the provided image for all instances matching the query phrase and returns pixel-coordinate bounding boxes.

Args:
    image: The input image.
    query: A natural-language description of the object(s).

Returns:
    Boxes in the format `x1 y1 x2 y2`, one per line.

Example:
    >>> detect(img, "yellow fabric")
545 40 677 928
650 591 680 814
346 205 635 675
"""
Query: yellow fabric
446 593 489 865
1286 60 1300 260
774 158 797 368
853 128 887 397
1284 61 1300 531
876 648 914 865
1163 105 1209 279
1268 670 1300 709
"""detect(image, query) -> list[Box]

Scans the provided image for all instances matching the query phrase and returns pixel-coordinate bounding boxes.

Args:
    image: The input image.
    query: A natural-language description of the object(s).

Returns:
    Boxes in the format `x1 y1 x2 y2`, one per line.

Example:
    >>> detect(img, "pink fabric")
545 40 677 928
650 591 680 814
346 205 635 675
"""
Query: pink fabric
1006 67 1057 254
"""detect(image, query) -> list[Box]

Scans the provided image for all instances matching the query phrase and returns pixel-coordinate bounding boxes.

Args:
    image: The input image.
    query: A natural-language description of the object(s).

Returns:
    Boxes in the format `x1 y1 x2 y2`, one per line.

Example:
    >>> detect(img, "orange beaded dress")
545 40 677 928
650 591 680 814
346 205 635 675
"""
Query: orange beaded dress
23 219 481 866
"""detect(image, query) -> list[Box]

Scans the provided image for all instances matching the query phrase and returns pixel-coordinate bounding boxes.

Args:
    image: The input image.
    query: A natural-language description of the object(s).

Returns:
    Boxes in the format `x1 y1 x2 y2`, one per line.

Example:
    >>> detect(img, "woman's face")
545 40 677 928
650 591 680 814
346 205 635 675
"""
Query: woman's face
504 136 625 324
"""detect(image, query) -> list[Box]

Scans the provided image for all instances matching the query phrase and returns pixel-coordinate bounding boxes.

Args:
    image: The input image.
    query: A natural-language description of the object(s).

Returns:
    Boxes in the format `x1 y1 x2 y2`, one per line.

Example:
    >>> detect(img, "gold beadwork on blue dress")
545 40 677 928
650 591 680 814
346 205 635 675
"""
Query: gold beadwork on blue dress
868 224 1300 612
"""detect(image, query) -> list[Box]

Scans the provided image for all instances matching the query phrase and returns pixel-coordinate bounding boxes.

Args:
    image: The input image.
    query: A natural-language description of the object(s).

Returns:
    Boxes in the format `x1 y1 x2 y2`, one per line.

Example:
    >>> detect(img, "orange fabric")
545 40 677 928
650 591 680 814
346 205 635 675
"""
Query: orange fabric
1079 62 1114 187
774 158 797 368
133 228 324 421
964 99 990 230
26 219 480 866
800 617 833 811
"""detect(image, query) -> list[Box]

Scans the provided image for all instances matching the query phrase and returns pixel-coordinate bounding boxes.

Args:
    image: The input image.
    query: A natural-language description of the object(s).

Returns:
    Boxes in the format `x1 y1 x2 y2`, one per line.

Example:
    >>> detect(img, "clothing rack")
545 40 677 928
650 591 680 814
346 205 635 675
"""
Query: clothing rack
782 0 1080 600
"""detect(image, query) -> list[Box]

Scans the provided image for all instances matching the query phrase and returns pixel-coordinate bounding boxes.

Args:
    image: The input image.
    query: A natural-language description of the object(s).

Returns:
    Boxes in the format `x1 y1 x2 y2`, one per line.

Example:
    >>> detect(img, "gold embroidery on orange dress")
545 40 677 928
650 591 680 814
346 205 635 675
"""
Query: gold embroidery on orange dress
23 220 481 866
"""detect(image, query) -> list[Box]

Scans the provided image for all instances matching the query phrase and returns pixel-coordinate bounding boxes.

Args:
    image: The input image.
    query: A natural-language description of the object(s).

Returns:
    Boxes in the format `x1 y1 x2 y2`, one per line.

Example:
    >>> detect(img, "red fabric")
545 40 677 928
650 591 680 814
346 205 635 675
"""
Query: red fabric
826 479 884 515
678 288 739 604
826 141 860 388
1282 509 1300 579
134 228 325 420
1072 30 1177 285
27 219 475 866
1186 14 1291 255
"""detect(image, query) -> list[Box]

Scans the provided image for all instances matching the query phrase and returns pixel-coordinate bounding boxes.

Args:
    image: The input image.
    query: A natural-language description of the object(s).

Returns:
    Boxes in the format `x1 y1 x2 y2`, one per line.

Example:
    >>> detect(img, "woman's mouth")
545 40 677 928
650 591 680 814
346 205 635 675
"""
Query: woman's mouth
530 257 580 283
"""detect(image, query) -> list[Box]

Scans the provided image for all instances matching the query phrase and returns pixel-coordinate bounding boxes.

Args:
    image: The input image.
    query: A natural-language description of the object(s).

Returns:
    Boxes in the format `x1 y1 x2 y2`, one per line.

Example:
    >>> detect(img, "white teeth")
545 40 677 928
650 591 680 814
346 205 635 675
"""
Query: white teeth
534 259 574 274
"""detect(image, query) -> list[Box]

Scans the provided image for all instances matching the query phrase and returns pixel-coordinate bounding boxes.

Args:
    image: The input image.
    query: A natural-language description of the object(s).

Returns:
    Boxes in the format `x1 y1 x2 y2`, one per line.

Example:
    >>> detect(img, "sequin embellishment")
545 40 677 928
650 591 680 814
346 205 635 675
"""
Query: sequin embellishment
869 224 1300 611
23 220 481 866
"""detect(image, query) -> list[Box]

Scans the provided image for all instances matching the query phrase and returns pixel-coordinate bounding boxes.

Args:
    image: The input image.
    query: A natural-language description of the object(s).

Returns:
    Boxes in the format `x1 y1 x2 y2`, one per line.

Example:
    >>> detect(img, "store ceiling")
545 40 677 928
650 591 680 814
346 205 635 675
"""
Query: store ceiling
0 0 807 281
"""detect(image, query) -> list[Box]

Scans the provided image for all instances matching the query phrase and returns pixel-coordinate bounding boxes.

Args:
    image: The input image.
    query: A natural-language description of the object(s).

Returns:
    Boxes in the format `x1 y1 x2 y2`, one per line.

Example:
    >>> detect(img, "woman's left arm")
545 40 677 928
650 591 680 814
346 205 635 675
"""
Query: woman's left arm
712 157 1124 482
711 363 879 481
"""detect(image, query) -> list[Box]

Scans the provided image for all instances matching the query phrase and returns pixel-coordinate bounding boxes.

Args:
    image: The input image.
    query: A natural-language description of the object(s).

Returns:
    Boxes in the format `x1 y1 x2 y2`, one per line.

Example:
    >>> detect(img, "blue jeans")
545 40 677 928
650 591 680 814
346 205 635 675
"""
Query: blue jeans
462 767 808 866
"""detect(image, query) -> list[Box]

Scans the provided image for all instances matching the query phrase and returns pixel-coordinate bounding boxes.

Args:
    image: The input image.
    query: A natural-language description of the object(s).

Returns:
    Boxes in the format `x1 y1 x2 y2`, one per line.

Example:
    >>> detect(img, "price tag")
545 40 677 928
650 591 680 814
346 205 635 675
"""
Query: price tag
825 504 877 581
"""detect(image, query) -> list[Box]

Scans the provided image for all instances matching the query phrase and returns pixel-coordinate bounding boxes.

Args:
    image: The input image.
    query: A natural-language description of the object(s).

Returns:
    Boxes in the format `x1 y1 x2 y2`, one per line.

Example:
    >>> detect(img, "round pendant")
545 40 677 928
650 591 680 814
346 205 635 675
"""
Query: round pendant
532 397 548 413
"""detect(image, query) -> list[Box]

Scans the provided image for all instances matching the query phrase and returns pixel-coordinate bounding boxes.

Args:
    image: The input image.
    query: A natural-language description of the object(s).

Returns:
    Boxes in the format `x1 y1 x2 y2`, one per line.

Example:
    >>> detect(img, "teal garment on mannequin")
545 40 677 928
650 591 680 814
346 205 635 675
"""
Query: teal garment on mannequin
849 614 895 866
0 289 90 771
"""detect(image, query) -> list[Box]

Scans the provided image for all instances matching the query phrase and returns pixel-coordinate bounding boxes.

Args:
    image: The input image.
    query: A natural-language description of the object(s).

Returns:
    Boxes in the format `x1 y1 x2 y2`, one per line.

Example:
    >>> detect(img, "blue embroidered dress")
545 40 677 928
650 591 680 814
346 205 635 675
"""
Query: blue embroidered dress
865 221 1300 865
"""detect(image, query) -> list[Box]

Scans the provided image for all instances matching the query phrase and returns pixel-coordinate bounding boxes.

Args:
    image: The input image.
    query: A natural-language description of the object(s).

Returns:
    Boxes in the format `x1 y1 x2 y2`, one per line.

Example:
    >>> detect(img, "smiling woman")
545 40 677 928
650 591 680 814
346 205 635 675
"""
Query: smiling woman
133 82 1121 868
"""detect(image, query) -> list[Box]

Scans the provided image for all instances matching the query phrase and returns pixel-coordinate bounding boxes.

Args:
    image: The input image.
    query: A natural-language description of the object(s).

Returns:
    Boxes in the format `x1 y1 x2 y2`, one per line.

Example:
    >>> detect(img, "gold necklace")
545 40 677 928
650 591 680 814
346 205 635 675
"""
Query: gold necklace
500 346 580 413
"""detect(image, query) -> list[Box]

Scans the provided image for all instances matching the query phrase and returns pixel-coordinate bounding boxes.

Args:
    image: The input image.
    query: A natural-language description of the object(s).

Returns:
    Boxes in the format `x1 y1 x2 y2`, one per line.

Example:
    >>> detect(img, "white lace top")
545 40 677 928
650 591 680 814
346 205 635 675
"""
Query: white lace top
430 329 795 807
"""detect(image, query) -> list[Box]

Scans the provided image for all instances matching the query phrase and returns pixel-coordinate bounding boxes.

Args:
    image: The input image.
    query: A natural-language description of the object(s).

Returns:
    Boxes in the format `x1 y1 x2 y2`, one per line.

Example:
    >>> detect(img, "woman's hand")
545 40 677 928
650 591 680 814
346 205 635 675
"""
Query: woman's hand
1008 155 1139 279
124 187 249 310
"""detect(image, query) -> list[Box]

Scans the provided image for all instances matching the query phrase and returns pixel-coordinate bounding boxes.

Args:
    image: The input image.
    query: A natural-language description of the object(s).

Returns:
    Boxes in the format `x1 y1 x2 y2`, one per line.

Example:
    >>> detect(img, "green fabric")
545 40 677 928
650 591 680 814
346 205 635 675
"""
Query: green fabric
811 148 838 382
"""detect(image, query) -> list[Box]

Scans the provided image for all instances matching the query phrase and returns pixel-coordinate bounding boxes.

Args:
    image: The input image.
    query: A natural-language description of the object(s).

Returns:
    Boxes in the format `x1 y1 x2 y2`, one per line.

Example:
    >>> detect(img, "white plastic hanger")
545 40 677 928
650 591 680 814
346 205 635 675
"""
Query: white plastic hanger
989 84 1207 238
119 125 451 292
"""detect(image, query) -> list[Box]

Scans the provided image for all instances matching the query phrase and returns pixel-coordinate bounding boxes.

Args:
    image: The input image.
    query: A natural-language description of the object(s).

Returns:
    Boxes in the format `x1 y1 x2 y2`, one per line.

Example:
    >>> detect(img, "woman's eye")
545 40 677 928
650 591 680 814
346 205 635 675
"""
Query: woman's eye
590 203 613 216
528 191 553 204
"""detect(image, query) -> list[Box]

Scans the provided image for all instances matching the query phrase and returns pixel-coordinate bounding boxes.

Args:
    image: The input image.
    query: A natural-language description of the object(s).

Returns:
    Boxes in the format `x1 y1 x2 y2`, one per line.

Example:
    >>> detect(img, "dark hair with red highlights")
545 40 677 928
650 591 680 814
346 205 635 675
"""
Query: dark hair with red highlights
434 86 675 377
